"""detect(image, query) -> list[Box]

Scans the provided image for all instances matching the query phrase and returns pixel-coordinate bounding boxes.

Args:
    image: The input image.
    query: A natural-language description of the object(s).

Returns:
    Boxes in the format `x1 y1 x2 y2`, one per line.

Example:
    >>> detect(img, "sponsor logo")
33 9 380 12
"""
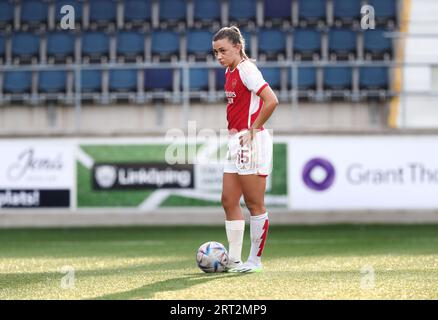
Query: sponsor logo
93 163 194 190
0 189 70 208
302 158 336 191
6 147 64 181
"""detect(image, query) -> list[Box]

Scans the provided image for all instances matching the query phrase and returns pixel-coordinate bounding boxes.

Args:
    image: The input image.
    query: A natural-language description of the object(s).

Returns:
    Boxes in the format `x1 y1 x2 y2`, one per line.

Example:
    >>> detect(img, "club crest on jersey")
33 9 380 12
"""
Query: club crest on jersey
225 91 236 104
231 79 238 89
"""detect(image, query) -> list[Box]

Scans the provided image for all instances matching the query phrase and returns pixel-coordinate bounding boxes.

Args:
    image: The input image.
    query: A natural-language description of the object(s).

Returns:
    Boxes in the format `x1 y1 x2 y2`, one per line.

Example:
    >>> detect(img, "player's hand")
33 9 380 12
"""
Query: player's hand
239 128 258 147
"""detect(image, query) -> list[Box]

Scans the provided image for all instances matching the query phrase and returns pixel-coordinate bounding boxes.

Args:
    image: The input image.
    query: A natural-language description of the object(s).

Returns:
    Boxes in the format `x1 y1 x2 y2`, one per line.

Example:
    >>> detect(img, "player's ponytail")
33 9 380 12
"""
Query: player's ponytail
213 26 251 60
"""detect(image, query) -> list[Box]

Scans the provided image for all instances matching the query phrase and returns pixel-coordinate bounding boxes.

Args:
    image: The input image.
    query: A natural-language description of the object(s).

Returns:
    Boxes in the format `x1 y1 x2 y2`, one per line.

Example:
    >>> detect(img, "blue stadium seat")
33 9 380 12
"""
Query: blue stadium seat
260 68 281 90
0 35 5 61
187 30 214 61
293 29 322 60
289 67 317 90
21 0 48 29
145 69 173 91
333 0 362 26
215 69 225 90
241 30 252 57
229 0 257 26
124 0 152 26
80 70 102 93
186 68 209 91
4 71 32 94
359 67 389 90
82 32 110 62
47 32 75 63
89 0 117 27
109 69 137 92
0 1 14 28
159 0 187 26
329 28 357 60
298 0 326 26
55 0 83 25
151 30 180 61
38 71 67 93
194 0 221 25
368 0 397 26
264 0 292 26
258 29 287 60
12 32 40 63
324 67 352 90
364 29 392 60
116 31 145 62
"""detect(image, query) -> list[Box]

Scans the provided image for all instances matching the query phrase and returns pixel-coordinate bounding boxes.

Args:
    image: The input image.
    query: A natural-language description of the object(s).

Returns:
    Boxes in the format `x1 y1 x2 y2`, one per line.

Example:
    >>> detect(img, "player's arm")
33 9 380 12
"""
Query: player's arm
250 86 278 131
240 86 278 146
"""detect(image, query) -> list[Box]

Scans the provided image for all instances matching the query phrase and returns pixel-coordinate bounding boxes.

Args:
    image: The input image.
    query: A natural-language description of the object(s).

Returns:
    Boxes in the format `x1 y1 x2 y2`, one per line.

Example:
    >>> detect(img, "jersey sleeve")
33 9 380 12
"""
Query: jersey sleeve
239 61 269 96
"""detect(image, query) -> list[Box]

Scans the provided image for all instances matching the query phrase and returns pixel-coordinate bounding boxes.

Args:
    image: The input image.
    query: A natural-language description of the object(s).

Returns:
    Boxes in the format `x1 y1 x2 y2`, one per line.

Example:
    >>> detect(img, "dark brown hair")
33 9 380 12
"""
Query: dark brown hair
213 26 249 60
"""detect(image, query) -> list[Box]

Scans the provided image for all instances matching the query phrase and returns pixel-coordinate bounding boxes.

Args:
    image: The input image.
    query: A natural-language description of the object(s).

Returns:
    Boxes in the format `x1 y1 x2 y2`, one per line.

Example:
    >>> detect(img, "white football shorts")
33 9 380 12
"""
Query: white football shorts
223 129 273 176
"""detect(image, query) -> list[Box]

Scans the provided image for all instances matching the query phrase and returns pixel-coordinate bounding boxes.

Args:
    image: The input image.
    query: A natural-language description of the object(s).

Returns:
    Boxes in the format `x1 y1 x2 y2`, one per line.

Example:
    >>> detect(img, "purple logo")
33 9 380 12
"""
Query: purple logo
302 158 335 191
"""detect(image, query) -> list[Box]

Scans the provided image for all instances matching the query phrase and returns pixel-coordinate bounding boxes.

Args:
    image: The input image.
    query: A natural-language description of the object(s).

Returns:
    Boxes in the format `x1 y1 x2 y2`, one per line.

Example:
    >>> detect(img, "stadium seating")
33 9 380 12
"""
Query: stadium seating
159 0 187 27
324 67 352 96
293 28 322 60
297 0 326 26
145 69 173 91
38 70 67 93
333 0 362 26
151 30 180 61
89 0 117 29
0 0 397 105
328 28 357 60
124 0 152 28
80 70 102 93
116 31 145 62
260 67 281 90
229 0 257 27
215 68 226 91
3 71 32 94
81 32 110 63
12 32 40 64
193 0 221 27
258 29 287 61
263 0 292 26
186 68 209 91
46 32 75 63
359 67 389 90
20 0 48 30
363 29 393 60
187 30 215 61
0 1 14 29
0 35 5 62
368 0 397 27
109 69 137 92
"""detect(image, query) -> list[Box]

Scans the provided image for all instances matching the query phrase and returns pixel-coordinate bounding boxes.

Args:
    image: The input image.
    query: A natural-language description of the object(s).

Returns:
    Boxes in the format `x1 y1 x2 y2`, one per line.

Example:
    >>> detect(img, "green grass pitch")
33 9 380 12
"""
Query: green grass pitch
0 224 437 300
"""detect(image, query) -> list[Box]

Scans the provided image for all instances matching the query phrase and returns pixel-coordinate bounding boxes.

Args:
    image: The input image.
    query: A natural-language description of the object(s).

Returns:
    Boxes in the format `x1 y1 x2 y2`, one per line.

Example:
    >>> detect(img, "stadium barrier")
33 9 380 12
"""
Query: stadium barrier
1 134 438 226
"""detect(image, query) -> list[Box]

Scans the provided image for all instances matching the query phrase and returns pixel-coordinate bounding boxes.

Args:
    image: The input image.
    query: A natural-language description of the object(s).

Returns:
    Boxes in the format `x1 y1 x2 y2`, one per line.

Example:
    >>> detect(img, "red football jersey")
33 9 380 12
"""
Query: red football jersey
224 60 269 132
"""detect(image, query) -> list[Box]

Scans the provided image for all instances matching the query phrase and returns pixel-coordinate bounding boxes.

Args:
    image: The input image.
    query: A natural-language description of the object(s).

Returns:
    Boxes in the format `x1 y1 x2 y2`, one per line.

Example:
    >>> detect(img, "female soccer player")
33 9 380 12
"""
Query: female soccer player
212 26 278 273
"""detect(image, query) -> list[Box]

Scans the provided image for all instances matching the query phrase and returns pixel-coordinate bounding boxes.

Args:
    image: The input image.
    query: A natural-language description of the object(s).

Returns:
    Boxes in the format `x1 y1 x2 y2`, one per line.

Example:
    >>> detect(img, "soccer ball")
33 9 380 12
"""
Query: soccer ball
196 241 228 273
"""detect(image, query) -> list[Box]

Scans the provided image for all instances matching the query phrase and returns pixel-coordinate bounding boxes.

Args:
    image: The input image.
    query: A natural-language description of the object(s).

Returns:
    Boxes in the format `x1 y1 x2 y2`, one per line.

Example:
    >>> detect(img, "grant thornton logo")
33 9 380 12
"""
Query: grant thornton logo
302 158 336 191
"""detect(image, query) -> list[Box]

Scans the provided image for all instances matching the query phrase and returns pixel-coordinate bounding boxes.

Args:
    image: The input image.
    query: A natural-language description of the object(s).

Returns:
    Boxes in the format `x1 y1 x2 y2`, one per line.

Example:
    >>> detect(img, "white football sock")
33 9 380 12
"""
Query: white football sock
225 220 245 264
248 212 269 266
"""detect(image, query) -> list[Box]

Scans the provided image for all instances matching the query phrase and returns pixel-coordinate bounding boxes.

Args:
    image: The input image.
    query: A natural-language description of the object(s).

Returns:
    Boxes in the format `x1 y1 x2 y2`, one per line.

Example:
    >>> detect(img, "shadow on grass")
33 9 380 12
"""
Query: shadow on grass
93 272 243 300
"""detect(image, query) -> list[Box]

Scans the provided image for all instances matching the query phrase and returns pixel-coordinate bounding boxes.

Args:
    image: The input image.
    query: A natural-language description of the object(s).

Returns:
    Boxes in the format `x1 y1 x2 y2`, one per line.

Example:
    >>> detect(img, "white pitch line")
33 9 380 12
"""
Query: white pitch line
76 147 95 169
138 190 172 211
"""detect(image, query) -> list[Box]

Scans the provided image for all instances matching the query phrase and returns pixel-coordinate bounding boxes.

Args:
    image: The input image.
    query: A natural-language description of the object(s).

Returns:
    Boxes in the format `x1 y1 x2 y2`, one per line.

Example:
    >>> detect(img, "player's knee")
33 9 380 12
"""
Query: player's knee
244 199 265 215
221 193 238 210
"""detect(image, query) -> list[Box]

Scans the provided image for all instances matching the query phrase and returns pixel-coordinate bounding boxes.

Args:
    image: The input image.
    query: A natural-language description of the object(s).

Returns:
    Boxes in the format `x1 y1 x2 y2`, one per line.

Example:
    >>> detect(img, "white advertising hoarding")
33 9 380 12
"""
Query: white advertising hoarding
288 136 438 210
0 141 74 208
